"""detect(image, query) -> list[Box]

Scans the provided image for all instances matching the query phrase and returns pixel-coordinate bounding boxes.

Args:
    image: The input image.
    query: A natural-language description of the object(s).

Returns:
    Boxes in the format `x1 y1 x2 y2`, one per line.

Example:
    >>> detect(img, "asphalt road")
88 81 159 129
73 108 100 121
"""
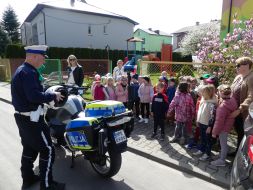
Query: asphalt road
0 101 224 190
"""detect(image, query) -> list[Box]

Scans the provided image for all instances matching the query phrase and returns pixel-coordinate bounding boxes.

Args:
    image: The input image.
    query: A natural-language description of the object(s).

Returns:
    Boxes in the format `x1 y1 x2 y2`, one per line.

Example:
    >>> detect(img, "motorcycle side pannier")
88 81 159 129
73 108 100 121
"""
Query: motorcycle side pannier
65 117 98 150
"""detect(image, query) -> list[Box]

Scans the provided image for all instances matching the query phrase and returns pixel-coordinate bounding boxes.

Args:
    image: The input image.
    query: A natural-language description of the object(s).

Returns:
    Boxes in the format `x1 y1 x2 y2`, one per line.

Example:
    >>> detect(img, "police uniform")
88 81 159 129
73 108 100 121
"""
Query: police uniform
11 45 57 189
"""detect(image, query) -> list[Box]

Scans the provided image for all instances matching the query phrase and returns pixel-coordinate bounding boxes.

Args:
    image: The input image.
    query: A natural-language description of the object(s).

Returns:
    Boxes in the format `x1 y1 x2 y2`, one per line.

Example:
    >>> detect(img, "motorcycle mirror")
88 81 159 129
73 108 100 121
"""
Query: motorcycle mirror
249 102 253 119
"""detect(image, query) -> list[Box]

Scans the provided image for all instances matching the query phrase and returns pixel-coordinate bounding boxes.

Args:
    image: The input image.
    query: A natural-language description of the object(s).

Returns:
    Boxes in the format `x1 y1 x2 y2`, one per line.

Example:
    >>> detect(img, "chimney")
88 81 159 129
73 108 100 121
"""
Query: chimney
196 21 200 26
154 30 160 34
148 28 152 31
70 0 75 6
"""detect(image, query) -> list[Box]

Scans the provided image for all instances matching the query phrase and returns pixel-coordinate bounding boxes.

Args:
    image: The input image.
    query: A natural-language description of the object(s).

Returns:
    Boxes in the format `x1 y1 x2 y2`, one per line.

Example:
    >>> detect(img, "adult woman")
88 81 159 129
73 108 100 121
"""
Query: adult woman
113 59 126 81
230 57 253 154
66 55 84 87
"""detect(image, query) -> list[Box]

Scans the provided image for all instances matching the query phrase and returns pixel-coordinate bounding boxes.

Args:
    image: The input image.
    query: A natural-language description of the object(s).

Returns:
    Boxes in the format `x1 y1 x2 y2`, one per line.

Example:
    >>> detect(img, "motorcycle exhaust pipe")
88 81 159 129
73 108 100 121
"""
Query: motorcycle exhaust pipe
98 129 108 155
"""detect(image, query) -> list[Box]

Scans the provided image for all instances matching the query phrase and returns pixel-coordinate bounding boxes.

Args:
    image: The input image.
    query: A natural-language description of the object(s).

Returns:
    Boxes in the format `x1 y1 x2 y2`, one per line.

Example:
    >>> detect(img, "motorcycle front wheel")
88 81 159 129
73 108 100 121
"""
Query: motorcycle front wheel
90 149 122 178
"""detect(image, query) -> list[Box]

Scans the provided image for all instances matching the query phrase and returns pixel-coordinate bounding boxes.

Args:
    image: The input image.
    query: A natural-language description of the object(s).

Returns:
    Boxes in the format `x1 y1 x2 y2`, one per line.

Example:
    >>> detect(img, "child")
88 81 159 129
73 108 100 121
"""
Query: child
129 74 140 119
211 85 237 167
193 84 217 161
115 76 128 107
167 78 176 104
93 78 109 100
138 76 154 124
154 76 168 94
105 76 116 100
168 82 195 145
161 71 168 78
91 74 101 97
151 82 169 141
185 87 202 149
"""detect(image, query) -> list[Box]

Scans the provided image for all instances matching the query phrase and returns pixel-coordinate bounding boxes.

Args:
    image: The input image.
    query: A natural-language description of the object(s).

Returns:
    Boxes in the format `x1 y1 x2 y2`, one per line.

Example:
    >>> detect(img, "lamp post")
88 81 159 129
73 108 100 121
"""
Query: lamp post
105 44 110 72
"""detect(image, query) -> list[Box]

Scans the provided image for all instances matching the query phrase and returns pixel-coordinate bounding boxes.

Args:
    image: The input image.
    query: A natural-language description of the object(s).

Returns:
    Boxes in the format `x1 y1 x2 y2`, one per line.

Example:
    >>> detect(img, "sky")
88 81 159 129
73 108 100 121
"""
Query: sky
0 0 223 33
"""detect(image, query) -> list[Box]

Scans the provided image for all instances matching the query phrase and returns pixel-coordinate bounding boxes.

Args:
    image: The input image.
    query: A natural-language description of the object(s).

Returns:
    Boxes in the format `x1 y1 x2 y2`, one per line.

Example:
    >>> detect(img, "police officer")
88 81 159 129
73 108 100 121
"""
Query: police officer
11 45 65 190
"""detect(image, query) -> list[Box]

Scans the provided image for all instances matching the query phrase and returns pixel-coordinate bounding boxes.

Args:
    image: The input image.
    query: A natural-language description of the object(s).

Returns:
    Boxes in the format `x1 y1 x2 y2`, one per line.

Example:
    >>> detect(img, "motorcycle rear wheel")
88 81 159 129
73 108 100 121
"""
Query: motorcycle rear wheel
90 150 122 178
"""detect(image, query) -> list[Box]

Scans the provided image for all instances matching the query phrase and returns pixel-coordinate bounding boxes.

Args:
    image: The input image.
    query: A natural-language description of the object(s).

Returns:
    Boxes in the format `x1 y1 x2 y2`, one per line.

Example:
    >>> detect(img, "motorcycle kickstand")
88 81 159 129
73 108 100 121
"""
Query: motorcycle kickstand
71 151 76 168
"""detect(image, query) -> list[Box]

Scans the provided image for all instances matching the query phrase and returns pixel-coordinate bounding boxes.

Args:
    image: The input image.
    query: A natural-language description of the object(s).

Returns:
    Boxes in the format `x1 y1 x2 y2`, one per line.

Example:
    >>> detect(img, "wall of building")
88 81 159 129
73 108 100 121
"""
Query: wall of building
221 0 253 39
41 8 135 50
134 29 172 52
21 13 46 45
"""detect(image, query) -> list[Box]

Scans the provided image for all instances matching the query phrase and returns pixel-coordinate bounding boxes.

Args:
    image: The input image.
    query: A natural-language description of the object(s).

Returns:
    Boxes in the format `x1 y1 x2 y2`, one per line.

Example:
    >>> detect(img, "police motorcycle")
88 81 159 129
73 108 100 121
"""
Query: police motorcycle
42 71 134 178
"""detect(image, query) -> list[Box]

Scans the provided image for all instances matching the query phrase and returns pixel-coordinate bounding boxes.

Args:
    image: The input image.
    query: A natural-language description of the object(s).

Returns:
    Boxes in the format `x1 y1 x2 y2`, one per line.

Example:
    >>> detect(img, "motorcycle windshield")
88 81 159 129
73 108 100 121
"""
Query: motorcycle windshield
43 71 69 87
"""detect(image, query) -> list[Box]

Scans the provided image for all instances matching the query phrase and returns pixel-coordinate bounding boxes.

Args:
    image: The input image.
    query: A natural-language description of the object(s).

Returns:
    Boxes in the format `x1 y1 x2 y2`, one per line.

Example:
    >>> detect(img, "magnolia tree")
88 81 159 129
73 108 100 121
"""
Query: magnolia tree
196 17 253 83
180 21 220 56
197 17 253 64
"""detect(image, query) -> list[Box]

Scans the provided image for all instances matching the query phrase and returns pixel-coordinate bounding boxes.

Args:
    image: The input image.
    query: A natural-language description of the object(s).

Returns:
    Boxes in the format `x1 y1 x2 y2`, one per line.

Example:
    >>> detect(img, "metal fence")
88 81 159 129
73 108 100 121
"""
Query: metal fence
43 59 62 74
138 60 236 85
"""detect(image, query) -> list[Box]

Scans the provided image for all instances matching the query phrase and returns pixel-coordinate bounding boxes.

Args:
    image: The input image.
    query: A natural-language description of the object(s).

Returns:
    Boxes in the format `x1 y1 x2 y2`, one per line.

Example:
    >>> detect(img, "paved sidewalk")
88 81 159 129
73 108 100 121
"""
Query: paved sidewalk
128 119 236 188
0 82 11 104
0 82 235 188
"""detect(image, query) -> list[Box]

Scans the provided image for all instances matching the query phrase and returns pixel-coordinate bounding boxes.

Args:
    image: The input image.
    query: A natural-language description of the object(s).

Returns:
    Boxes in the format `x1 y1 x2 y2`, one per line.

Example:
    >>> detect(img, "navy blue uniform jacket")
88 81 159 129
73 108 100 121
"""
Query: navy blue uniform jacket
11 62 56 112
151 93 169 119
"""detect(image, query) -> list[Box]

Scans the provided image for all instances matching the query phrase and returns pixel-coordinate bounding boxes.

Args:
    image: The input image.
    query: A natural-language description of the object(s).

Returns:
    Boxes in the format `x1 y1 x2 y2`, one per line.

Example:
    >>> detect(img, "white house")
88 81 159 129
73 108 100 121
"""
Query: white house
21 0 138 50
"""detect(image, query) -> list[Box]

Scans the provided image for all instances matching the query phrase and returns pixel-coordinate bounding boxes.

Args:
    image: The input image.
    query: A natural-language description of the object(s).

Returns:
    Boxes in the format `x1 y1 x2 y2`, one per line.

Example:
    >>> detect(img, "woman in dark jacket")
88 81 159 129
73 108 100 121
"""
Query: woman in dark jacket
66 55 84 87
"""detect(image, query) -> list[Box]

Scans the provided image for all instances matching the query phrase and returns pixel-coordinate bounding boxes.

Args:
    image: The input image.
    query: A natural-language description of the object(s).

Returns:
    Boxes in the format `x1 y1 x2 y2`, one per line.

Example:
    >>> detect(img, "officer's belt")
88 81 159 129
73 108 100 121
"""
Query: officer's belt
15 110 44 116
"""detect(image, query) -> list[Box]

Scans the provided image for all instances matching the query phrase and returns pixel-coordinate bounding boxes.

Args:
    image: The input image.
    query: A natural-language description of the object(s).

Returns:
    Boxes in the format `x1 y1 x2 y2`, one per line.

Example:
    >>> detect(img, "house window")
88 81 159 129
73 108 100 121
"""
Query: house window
142 38 146 44
103 25 107 34
32 23 39 45
88 25 91 35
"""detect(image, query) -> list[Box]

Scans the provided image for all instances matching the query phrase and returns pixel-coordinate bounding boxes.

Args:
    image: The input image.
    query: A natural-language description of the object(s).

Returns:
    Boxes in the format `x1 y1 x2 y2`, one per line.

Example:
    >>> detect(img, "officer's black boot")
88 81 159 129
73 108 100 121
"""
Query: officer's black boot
22 174 40 189
40 181 65 190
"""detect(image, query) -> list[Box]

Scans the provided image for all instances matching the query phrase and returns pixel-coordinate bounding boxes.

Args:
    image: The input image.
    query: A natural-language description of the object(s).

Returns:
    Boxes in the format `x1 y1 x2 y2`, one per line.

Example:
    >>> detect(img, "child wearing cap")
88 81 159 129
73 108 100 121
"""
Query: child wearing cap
138 76 154 124
129 74 140 119
211 85 238 167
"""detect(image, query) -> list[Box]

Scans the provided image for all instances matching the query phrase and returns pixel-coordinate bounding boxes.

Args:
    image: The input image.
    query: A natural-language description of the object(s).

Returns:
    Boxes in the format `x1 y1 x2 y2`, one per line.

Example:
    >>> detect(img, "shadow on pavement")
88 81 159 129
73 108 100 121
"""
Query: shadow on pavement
27 147 134 190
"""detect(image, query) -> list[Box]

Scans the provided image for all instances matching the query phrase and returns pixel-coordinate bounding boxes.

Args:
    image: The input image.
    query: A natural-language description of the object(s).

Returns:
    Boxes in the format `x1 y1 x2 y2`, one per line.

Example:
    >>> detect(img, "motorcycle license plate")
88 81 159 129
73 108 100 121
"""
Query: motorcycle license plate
113 130 126 144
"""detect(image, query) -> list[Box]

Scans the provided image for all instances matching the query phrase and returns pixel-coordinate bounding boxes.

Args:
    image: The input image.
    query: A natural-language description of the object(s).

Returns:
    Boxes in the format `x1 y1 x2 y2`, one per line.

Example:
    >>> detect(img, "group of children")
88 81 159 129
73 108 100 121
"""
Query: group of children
91 71 237 167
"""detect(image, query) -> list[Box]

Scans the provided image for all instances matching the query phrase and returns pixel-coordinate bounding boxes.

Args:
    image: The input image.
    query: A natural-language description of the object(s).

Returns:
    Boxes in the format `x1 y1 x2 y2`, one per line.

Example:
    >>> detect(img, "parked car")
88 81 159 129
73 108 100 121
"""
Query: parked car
230 102 253 189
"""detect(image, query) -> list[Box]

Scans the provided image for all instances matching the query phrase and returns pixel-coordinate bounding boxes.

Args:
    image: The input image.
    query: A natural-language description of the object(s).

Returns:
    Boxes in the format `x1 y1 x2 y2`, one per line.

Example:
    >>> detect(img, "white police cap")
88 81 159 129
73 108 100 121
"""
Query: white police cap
24 45 48 56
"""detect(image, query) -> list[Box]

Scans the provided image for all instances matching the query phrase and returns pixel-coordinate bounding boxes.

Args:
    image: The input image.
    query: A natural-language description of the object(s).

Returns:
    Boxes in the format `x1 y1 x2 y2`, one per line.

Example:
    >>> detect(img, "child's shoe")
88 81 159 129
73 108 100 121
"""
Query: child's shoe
151 133 157 139
159 134 165 141
169 136 178 143
199 153 210 161
179 137 185 145
139 118 144 123
193 150 203 156
211 159 226 167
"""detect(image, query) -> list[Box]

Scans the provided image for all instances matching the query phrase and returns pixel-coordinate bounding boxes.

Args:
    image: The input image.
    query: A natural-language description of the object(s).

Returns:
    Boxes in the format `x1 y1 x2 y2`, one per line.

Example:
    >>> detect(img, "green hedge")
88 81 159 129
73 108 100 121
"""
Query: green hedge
5 45 192 68
5 45 152 68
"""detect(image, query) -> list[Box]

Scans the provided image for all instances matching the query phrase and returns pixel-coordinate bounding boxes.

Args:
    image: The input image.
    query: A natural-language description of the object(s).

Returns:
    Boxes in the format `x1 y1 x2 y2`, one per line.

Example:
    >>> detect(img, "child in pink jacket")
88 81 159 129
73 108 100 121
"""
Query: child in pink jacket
115 76 128 107
168 82 195 145
211 84 238 167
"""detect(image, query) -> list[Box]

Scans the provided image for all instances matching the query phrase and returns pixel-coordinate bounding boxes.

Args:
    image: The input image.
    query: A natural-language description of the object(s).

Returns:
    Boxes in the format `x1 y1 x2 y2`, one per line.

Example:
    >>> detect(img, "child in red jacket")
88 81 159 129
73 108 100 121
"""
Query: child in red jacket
211 85 237 167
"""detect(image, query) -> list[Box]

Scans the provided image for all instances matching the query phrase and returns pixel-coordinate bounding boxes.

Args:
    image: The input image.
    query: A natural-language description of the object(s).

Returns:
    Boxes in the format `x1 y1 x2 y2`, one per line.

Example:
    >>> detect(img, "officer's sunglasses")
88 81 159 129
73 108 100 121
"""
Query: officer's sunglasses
236 63 248 68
